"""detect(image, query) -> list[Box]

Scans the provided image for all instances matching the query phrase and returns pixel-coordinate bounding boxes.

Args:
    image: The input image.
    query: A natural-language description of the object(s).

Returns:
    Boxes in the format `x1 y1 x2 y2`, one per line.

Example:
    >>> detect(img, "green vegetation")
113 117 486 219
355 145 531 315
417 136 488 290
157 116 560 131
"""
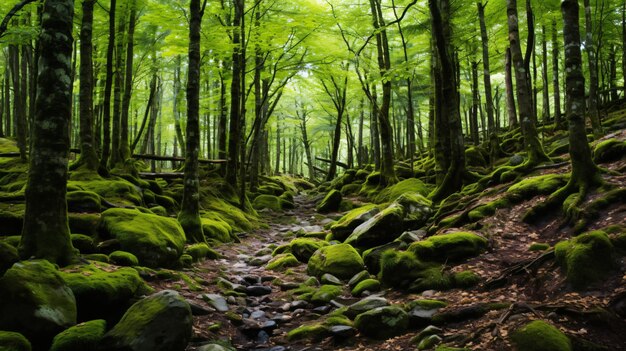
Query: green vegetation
351 278 381 296
109 251 139 266
266 253 300 270
316 189 343 213
290 238 329 262
510 320 572 351
0 331 31 351
555 231 614 289
408 232 488 262
307 244 365 280
49 319 107 351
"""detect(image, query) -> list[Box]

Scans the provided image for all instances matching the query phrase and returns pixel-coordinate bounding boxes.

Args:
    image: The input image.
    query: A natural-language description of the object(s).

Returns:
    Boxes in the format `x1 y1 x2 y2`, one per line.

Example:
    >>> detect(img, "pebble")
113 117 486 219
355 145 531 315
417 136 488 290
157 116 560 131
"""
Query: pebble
244 275 262 285
201 293 229 312
312 305 331 314
251 310 266 319
330 325 356 339
256 330 271 344
320 273 342 285
261 320 277 332
246 285 272 296
289 300 309 310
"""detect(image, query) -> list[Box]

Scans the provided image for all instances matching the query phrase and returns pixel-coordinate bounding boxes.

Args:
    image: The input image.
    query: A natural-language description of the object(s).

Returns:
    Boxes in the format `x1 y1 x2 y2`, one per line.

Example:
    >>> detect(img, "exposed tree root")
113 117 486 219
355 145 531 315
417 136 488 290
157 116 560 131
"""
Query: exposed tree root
484 250 555 290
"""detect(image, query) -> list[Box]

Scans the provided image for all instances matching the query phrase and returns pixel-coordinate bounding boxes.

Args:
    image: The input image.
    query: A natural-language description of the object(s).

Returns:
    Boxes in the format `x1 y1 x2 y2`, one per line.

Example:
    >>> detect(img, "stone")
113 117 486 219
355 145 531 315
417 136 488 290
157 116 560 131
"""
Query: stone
320 273 342 285
346 296 389 319
348 270 372 289
316 189 342 213
246 286 272 296
330 204 380 242
201 294 229 312
49 319 107 351
354 306 409 339
510 320 572 351
351 279 381 297
313 306 332 314
0 260 77 350
250 310 266 319
0 241 19 276
197 344 235 351
0 331 31 351
307 244 365 280
99 290 193 351
416 334 442 349
290 238 329 262
330 325 356 339
345 203 405 249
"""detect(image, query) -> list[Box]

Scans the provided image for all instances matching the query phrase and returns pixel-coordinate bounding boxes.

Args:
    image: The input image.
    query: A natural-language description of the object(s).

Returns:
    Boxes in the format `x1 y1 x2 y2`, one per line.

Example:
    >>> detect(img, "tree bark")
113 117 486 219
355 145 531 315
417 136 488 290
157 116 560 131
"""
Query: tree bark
506 0 549 165
552 20 563 128
583 0 602 136
110 1 126 167
119 0 136 163
541 25 550 121
505 47 518 129
470 60 480 145
178 0 205 244
217 66 227 160
19 0 76 265
321 72 348 181
477 1 494 134
226 0 243 187
100 0 116 170
173 55 185 156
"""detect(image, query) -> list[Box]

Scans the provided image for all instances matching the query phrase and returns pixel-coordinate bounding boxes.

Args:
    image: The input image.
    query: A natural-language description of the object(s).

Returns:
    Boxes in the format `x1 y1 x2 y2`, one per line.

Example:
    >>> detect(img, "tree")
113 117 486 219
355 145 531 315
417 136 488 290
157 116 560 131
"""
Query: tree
178 0 206 244
99 0 117 171
506 0 549 166
583 0 602 137
19 0 76 265
477 1 499 162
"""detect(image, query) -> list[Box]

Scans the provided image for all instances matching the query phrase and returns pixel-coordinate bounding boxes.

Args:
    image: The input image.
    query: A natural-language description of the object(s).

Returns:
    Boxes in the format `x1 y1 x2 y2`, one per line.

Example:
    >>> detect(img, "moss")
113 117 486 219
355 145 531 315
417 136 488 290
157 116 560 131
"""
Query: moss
2 235 21 248
149 206 168 216
266 253 300 271
554 231 614 289
199 191 258 233
344 203 406 249
409 266 454 292
257 184 284 196
49 319 106 351
340 183 361 196
592 138 626 163
378 250 427 288
109 251 139 266
286 324 329 341
330 204 380 242
354 306 409 339
68 173 143 206
271 244 291 256
70 234 95 254
453 271 480 288
405 299 448 311
506 174 569 200
60 262 152 323
510 320 572 351
393 192 432 226
468 198 510 222
252 194 283 211
408 232 488 262
311 284 343 304
307 244 365 280
201 216 234 243
351 278 381 296
0 241 19 276
373 178 431 203
82 254 109 263
185 243 220 262
465 147 488 168
0 331 31 351
362 241 406 274
68 213 100 238
100 208 186 267
0 203 25 235
316 189 343 213
529 242 551 251
290 238 329 262
66 191 101 213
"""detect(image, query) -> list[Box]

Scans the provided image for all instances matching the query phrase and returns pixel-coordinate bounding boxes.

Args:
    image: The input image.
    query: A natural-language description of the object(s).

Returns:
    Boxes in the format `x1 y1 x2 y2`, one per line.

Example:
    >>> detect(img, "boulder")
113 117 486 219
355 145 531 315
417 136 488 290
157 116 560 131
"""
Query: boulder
0 260 77 350
354 306 409 339
351 279 381 297
100 208 186 267
330 204 380 242
109 251 139 266
0 240 19 275
99 290 192 351
394 193 432 227
510 320 572 351
252 195 283 211
316 190 342 213
555 231 614 289
346 296 389 319
266 253 300 271
290 238 329 262
307 244 365 280
0 331 31 351
408 231 488 262
49 319 107 351
345 203 405 249
66 191 101 213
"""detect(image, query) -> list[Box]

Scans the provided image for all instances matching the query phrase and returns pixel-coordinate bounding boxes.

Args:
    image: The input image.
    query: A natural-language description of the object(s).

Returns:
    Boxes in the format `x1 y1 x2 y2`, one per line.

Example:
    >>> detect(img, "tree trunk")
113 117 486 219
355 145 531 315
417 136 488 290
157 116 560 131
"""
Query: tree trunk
583 0 602 136
275 117 280 174
76 0 99 171
504 47 518 129
321 73 348 181
19 0 76 265
623 1 625 94
173 55 185 156
110 1 126 167
541 25 550 121
178 0 205 244
470 60 480 145
3 70 10 136
552 20 563 128
9 44 26 161
217 66 227 160
226 0 243 187
477 1 495 134
119 0 136 163
100 0 116 170
506 0 549 165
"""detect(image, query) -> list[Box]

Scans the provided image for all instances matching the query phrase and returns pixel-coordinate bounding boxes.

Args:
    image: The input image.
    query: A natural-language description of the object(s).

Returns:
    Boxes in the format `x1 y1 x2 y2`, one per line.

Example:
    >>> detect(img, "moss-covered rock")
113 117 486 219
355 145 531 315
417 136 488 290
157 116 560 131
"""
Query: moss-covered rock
201 217 234 243
0 241 19 276
0 331 31 351
378 250 426 289
330 204 380 242
290 238 329 262
593 138 626 163
184 243 220 262
340 183 361 196
555 231 614 289
68 173 143 206
351 279 381 296
99 290 192 351
362 241 407 275
0 203 25 235
506 174 568 200
60 262 151 323
252 194 283 211
266 253 300 271
408 266 454 293
0 260 77 349
374 178 431 203
68 213 101 238
49 319 106 351
307 244 365 280
345 203 405 249
465 147 488 168
67 191 101 213
510 320 572 351
354 306 409 339
452 270 480 288
310 285 343 304
394 193 432 227
316 189 343 213
100 208 186 267
286 324 330 341
109 251 139 267
70 234 96 254
408 232 488 262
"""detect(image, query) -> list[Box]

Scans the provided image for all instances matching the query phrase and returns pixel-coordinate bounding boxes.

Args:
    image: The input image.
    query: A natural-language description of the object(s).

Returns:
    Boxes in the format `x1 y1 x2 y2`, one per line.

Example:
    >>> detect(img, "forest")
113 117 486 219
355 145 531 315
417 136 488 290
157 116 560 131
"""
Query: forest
0 0 625 350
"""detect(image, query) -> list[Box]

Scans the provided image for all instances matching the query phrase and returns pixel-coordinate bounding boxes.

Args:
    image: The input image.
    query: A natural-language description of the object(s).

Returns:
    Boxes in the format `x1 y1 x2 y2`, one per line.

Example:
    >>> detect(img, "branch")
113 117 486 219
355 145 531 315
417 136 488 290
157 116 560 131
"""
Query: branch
0 0 38 39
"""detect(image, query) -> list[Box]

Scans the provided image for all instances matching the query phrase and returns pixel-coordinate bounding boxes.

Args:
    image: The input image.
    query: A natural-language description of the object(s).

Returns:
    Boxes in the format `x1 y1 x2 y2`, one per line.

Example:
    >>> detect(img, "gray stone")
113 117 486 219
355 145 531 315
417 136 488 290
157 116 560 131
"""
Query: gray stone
320 273 342 285
346 296 389 319
250 310 266 319
201 294 229 312
354 306 409 339
417 334 442 349
509 154 524 166
330 325 356 339
345 203 405 249
246 285 272 296
197 344 234 351
348 270 371 289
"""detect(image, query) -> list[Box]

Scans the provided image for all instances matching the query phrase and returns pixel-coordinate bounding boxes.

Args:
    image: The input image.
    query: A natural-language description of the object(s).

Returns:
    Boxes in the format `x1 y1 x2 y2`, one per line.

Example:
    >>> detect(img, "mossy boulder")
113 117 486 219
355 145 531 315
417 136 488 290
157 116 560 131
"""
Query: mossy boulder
510 320 572 351
100 208 186 267
68 174 142 206
378 250 427 289
201 217 234 243
555 231 614 289
0 203 25 235
252 194 282 211
593 138 626 163
286 324 330 342
465 147 488 168
0 260 77 350
354 306 409 339
453 271 480 288
60 262 152 323
316 189 343 213
266 253 300 271
310 285 343 304
506 174 568 200
184 243 220 262
373 178 431 203
99 290 192 351
408 232 488 262
344 203 405 249
351 279 381 296
307 244 365 280
0 331 31 351
330 204 380 242
49 319 106 351
394 193 432 227
340 183 361 196
408 266 454 293
109 251 139 267
70 234 96 254
68 213 101 238
290 238 329 262
362 241 407 275
67 191 101 213
0 241 19 276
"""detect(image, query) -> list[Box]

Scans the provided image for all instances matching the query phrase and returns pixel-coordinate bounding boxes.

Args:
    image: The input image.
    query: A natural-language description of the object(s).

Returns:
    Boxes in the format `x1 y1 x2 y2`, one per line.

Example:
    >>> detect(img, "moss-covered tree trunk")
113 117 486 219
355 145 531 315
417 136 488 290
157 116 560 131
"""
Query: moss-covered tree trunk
76 0 100 171
19 0 76 265
506 0 549 165
226 0 244 186
552 20 563 128
582 0 602 137
178 0 205 244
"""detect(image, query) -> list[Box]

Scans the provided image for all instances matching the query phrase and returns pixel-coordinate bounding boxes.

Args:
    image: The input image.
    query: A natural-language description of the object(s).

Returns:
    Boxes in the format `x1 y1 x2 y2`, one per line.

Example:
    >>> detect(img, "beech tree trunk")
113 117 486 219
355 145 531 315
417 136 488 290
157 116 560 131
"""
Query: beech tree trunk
178 0 205 244
541 25 550 121
505 47 518 129
19 0 76 265
110 1 125 167
226 0 244 187
477 1 494 134
506 0 549 165
100 0 116 170
583 0 602 136
552 20 563 128
119 0 136 163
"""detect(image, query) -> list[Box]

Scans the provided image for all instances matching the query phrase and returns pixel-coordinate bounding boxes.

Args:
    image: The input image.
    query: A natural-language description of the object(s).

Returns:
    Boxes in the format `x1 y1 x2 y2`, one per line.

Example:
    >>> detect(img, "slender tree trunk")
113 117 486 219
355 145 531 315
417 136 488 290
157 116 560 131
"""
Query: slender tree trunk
432 44 449 184
470 60 480 145
0 77 4 137
10 44 26 161
19 0 76 265
357 99 364 167
3 70 10 136
275 117 280 174
218 67 227 160
583 0 602 136
100 0 116 170
173 56 185 156
608 45 617 102
552 20 563 128
110 2 126 167
226 0 243 186
477 1 495 134
622 1 625 94
119 1 136 163
178 0 205 244
505 47 518 129
541 25 550 121
370 84 380 167
506 0 549 165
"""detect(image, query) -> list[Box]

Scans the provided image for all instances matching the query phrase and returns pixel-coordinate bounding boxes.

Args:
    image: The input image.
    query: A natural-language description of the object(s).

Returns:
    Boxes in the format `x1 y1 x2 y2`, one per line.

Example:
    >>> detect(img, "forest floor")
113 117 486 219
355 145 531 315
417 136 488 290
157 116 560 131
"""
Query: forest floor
146 148 626 350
